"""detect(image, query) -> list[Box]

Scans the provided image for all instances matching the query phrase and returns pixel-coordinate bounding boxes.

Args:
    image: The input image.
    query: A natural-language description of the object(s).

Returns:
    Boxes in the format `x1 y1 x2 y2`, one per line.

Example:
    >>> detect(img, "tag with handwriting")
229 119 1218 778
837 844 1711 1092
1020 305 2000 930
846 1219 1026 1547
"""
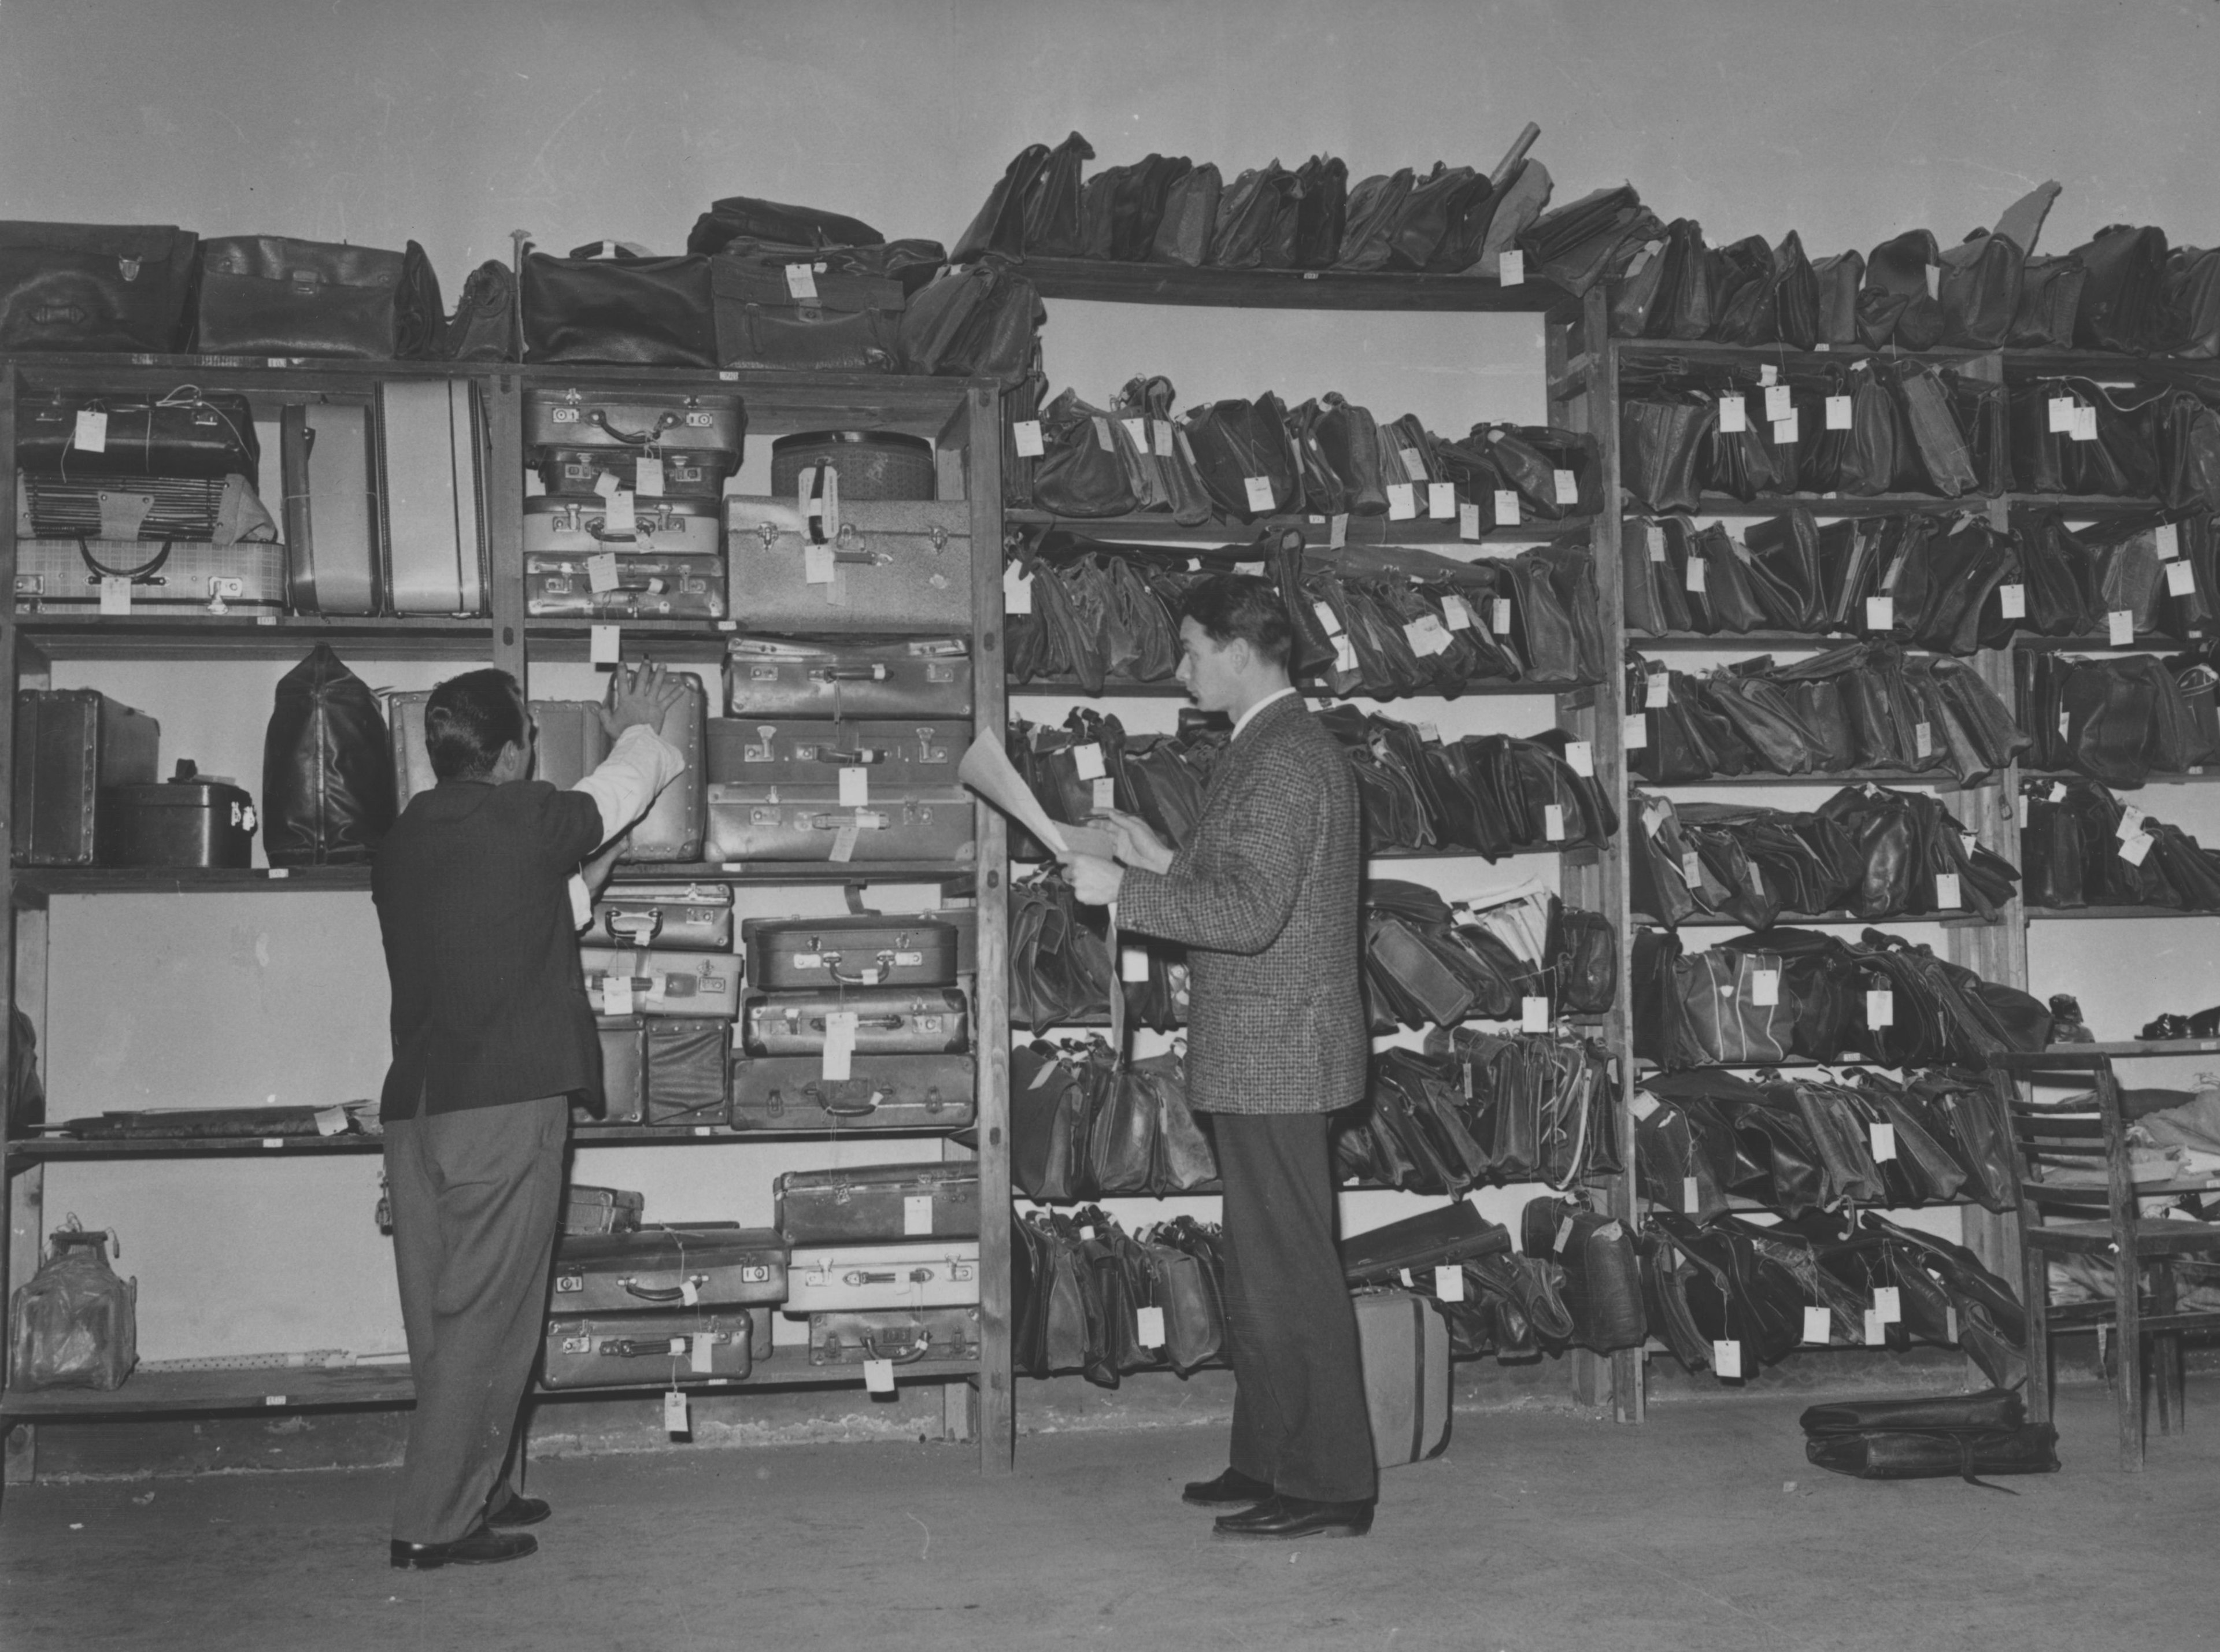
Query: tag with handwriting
1718 395 1748 435
1244 476 1275 513
1498 249 1525 286
2169 559 2196 597
2109 609 2134 646
2156 522 2181 560
1803 1306 1831 1345
1072 743 1106 781
1458 501 1481 540
1552 469 1577 508
904 1195 934 1237
1751 968 1781 1008
1765 384 1792 421
1934 871 1961 909
1428 481 1457 520
1543 803 1566 841
822 1010 859 1081
665 1390 690 1433
635 455 664 498
1522 995 1551 1032
1998 583 2026 620
1624 713 1648 749
1011 419 1045 457
1825 395 1852 430
1566 740 1593 777
1493 489 1520 525
1386 481 1417 520
74 409 109 453
1870 1121 1897 1162
587 552 619 593
1867 988 1894 1028
1873 1286 1902 1324
1434 1264 1466 1303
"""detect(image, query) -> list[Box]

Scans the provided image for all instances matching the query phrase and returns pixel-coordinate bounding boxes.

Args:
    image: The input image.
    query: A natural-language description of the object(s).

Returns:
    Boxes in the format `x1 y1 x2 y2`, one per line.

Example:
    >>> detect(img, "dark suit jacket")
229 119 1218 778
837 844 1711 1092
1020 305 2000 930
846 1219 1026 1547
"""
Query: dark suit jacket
1118 694 1365 1114
372 778 603 1120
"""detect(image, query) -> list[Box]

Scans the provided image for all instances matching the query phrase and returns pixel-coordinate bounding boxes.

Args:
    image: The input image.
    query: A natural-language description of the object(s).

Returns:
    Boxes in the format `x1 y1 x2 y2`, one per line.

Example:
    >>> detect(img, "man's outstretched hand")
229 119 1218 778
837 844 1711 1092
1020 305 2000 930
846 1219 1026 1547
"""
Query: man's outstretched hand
1091 809 1175 875
600 661 687 739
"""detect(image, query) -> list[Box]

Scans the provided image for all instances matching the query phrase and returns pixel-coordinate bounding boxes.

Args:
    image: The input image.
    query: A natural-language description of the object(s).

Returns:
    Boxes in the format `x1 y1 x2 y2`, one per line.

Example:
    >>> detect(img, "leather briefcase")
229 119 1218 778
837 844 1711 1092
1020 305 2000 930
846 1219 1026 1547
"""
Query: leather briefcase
741 913 963 990
728 1053 976 1132
280 401 382 616
376 379 487 615
0 222 199 353
562 1184 645 1236
808 1306 979 1366
711 256 903 373
17 390 259 483
575 1014 647 1125
646 1017 730 1127
523 387 743 462
14 538 284 617
541 1310 752 1388
776 1162 979 1244
522 497 724 559
520 243 718 368
724 635 973 720
194 236 441 358
582 948 742 1020
783 1243 980 1314
705 781 974 865
14 690 160 866
706 717 965 787
739 987 968 1057
550 1226 787 1310
537 447 731 499
724 498 971 631
524 550 727 620
589 884 734 951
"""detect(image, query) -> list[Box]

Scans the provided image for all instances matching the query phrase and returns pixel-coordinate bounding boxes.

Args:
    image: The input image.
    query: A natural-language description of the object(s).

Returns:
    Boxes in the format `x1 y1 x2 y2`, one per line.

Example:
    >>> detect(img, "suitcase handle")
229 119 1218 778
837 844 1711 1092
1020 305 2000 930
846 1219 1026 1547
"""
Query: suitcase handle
814 746 886 765
808 1014 904 1032
75 536 173 583
587 408 680 447
605 910 664 944
811 665 891 683
815 1086 884 1116
861 1331 932 1365
621 1277 700 1303
601 1332 728 1358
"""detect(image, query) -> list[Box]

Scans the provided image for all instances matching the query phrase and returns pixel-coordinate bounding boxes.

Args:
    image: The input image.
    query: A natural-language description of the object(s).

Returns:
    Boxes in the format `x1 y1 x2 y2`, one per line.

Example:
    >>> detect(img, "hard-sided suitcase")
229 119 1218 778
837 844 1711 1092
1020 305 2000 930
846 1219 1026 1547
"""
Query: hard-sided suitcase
742 913 963 990
808 1306 980 1366
96 776 255 868
589 884 734 951
280 401 382 615
19 472 225 540
784 1242 980 1314
775 1162 980 1244
376 379 487 616
706 718 966 787
523 388 744 465
725 497 970 630
740 987 968 1057
582 947 742 1019
620 672 707 864
705 782 974 865
522 495 724 558
538 447 732 499
728 1054 976 1132
550 1226 787 1310
1353 1288 1452 1468
541 1310 752 1388
13 537 284 616
646 1017 730 1127
524 551 727 620
17 388 260 482
724 634 974 720
575 1014 647 1125
13 690 160 866
562 1184 645 1236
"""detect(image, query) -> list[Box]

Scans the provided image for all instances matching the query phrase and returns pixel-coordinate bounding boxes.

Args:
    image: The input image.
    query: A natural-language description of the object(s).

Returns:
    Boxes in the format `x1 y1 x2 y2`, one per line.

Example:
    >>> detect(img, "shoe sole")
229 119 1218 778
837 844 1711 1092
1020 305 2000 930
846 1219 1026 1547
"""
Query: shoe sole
390 1540 539 1569
1212 1521 1373 1540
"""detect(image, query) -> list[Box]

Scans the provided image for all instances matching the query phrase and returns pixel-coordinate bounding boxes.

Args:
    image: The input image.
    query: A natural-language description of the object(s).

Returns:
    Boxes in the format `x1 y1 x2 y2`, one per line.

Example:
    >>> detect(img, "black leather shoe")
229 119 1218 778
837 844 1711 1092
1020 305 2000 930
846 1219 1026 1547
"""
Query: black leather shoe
484 1490 551 1528
1182 1467 1275 1507
1213 1495 1375 1540
389 1526 538 1569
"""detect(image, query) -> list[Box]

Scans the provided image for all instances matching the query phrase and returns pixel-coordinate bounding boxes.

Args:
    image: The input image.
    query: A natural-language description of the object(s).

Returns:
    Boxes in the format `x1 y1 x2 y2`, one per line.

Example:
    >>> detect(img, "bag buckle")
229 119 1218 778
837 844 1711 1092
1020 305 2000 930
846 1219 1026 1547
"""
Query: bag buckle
116 258 140 282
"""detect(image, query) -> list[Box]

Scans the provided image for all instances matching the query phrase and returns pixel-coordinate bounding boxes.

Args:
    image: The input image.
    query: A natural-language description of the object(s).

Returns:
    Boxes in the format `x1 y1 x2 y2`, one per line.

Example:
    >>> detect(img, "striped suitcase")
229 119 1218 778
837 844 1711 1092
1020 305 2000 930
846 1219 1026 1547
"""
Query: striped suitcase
377 378 487 615
1353 1288 1452 1468
281 400 382 615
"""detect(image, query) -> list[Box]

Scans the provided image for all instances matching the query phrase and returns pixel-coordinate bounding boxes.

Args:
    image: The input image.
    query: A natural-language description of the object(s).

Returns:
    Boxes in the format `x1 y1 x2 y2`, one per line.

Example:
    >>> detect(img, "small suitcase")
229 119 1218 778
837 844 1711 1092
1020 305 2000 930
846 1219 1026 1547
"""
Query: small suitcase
589 884 734 951
621 672 707 864
522 495 724 558
523 388 744 465
705 782 975 865
776 1162 980 1244
562 1184 645 1236
524 551 727 620
1353 1288 1452 1468
280 401 382 616
582 947 742 1020
728 1054 975 1132
541 1310 752 1388
13 536 284 616
808 1306 980 1367
742 913 963 990
575 1014 648 1126
17 388 260 483
646 1017 730 1127
96 773 256 868
551 1226 787 1311
13 690 160 866
706 718 967 786
538 447 732 499
741 987 968 1057
724 634 973 720
377 378 488 616
784 1242 980 1314
725 497 971 630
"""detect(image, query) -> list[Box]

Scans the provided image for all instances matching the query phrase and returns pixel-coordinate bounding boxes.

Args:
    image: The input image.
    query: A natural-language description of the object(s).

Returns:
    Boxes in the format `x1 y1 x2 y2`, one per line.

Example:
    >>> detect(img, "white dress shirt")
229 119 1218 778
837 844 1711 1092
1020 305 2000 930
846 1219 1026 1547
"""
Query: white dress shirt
1231 686 1300 742
565 723 688 928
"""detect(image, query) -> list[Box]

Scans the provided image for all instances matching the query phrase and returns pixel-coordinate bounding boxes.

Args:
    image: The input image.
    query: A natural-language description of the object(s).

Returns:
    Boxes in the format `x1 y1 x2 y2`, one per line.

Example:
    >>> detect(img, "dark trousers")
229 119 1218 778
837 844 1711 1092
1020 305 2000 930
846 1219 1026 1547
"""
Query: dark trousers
383 1095 568 1545
1214 1110 1378 1503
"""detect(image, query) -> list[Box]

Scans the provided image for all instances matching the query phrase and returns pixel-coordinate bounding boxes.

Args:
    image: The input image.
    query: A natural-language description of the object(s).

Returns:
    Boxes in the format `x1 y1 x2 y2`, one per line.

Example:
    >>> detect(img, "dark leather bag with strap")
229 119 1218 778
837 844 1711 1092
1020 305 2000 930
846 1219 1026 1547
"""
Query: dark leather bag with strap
195 236 443 359
521 243 716 368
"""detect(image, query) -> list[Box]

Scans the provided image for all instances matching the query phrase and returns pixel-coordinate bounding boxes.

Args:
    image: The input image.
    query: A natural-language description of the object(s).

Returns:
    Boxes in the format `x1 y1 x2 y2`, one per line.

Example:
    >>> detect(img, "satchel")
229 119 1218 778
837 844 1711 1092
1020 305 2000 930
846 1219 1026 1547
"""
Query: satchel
8 1219 136 1392
1801 1390 2058 1488
443 261 517 362
195 236 443 359
521 242 716 368
1152 164 1222 266
1024 133 1096 257
898 259 1042 381
952 143 1053 263
2072 223 2171 353
1292 155 1350 269
687 196 886 257
0 221 198 353
261 646 395 867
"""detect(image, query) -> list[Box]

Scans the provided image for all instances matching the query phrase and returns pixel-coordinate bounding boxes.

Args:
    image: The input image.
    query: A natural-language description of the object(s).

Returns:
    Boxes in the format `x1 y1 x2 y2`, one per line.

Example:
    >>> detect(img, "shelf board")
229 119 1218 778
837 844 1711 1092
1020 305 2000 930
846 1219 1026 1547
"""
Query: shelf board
2026 905 2220 920
1018 257 1576 314
10 614 494 661
12 865 373 903
1681 492 2156 520
1633 909 1997 929
609 861 976 885
9 1129 380 1161
1615 340 1993 370
2047 1040 2220 1058
1004 508 1585 547
2023 770 2220 786
1007 675 1594 701
1999 351 2220 386
1634 772 1997 790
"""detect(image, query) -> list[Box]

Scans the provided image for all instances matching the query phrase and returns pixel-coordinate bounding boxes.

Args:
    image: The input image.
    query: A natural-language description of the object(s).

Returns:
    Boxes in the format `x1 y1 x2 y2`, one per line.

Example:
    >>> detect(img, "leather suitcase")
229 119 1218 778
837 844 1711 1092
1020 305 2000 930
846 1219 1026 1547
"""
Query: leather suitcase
728 1053 975 1132
784 1242 980 1314
17 388 259 483
740 987 968 1057
522 495 724 558
582 947 742 1019
706 717 966 786
575 1014 647 1125
711 258 905 373
538 447 731 499
524 551 726 620
776 1162 980 1244
281 401 382 616
590 883 734 951
562 1184 645 1236
646 1017 731 1127
551 1226 787 1310
376 378 487 615
14 536 284 616
13 690 160 866
1353 1288 1452 1468
541 1310 752 1388
724 634 974 720
726 497 971 631
705 781 975 865
95 776 255 868
523 388 743 465
808 1306 980 1367
742 913 963 989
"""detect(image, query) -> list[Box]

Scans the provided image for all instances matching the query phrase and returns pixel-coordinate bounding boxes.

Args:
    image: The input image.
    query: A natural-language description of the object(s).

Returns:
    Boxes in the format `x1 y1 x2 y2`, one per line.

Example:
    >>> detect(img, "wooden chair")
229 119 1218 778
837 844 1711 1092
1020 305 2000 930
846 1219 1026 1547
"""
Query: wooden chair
1990 1050 2220 1470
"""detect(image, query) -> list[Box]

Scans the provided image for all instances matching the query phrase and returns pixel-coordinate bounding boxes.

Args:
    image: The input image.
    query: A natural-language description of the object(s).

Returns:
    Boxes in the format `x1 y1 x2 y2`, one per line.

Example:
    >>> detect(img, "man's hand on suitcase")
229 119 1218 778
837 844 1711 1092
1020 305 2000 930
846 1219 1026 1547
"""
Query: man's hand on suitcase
601 661 686 738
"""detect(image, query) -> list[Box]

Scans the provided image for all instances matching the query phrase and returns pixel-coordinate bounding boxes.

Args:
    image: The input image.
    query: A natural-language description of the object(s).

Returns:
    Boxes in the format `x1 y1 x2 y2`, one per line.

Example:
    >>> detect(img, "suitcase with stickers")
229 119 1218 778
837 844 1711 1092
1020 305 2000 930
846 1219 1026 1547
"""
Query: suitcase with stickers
741 913 963 990
588 884 734 951
705 782 974 864
541 1310 753 1388
582 947 743 1019
550 1226 787 1311
705 717 966 786
739 987 968 1057
728 1053 975 1132
808 1306 980 1366
523 388 744 466
724 634 974 720
784 1242 980 1313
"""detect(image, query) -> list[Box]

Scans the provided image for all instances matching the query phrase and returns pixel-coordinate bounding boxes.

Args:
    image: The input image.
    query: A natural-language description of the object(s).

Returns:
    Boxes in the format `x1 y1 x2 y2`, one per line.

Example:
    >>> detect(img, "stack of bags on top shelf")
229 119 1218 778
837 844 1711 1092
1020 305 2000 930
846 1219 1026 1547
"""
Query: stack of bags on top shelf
2015 645 2220 784
2020 776 2220 910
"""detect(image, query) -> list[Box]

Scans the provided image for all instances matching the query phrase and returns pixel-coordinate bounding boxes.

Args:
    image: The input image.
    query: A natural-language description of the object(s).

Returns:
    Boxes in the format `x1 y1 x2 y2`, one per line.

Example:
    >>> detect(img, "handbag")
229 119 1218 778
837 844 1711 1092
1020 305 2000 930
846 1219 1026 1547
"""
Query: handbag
687 195 886 257
1292 155 1350 269
261 645 394 867
1152 164 1222 266
0 221 199 353
443 261 517 362
521 242 716 368
7 1219 135 1391
194 236 443 359
898 259 1042 381
1023 133 1096 257
2071 223 2171 353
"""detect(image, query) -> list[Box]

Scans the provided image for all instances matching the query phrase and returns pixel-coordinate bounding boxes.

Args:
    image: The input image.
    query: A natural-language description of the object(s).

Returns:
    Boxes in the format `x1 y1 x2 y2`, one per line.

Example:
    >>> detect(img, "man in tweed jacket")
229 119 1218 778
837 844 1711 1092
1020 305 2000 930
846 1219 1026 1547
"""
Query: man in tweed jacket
1068 573 1376 1539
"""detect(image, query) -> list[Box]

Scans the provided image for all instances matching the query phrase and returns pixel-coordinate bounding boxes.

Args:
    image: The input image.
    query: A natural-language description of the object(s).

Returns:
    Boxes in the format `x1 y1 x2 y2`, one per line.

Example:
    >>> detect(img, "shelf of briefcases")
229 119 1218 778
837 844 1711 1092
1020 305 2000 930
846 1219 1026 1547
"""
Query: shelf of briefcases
9 614 496 662
1611 339 2220 383
1001 507 1586 548
1008 676 1602 702
1009 257 1579 316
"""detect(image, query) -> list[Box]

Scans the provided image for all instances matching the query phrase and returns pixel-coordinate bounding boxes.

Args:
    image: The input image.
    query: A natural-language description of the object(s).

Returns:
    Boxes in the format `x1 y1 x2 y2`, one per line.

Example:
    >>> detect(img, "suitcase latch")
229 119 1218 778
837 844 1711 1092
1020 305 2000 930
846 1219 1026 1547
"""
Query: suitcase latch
205 576 244 614
924 664 954 683
554 1272 583 1293
745 725 779 762
915 728 948 763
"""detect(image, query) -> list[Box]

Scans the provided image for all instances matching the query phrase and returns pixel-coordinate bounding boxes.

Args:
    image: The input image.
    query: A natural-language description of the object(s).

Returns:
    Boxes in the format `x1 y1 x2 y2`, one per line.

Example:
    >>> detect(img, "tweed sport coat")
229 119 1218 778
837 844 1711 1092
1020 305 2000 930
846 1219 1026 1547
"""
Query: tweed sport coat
1117 694 1366 1114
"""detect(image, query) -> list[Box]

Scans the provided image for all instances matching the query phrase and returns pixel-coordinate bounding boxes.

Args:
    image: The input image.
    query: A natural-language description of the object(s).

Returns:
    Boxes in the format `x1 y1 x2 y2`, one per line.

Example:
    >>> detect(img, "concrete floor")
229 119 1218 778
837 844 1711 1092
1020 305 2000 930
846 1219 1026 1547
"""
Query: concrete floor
2 1380 2210 1652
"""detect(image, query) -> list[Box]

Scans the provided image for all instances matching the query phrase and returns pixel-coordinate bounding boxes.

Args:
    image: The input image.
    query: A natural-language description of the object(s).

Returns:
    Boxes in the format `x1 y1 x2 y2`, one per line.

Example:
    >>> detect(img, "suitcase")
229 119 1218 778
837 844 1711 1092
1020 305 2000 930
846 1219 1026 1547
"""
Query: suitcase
523 495 724 558
538 447 732 499
724 634 973 720
711 261 906 375
377 379 487 615
742 913 963 990
17 389 259 483
523 388 743 465
705 782 975 865
785 1242 979 1314
769 431 936 501
524 551 726 620
728 1054 975 1132
541 1310 753 1388
741 987 968 1057
626 672 706 864
646 1017 730 1127
706 718 966 787
551 1226 787 1310
562 1184 645 1236
776 1162 980 1244
1353 1288 1452 1468
96 775 255 868
582 947 742 1020
21 473 227 540
13 536 284 616
13 690 160 866
725 497 971 631
280 401 382 615
389 692 603 807
808 1306 980 1367
575 1014 648 1125
589 884 734 951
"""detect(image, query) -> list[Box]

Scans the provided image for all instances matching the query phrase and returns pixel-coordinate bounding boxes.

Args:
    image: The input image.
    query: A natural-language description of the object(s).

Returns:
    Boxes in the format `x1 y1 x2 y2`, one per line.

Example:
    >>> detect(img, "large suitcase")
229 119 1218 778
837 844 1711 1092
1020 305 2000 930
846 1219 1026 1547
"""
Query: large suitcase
785 1243 979 1314
18 388 259 483
550 1226 787 1311
562 1184 645 1236
706 782 974 865
741 987 968 1057
13 690 160 866
726 497 970 631
808 1307 980 1367
376 379 487 615
728 1054 975 1132
524 551 726 621
1353 1288 1452 1468
280 401 382 615
776 1162 980 1244
589 884 734 951
538 447 731 499
575 1014 647 1125
95 776 256 868
541 1310 753 1388
523 495 724 558
724 635 973 720
14 536 284 616
742 913 963 990
706 718 966 787
582 947 742 1019
646 1017 730 1127
523 388 743 465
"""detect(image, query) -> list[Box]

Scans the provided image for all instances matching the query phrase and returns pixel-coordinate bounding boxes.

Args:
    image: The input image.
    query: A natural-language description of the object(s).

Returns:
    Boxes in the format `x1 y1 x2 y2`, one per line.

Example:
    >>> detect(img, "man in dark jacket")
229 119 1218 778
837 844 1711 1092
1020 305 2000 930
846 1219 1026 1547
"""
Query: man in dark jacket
1068 574 1375 1539
375 661 686 1569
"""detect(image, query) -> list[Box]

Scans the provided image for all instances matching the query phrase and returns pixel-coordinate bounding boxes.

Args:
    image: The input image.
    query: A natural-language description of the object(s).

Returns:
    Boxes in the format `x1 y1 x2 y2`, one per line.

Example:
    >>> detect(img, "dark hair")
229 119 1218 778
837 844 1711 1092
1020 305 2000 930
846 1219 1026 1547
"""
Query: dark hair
424 668 527 781
1180 573 1293 669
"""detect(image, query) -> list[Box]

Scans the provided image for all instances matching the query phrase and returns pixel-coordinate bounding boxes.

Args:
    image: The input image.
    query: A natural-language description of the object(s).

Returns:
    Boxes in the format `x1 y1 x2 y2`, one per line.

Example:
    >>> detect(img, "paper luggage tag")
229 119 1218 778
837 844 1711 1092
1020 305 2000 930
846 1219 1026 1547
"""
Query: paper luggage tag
1543 803 1566 841
1646 521 1667 561
1825 395 1853 430
1802 1306 1830 1345
864 1358 896 1394
1121 417 1147 454
1934 871 1961 909
805 544 838 586
1521 995 1550 1032
2073 404 2099 443
1873 1286 1902 1324
1869 1122 1897 1162
2048 395 2076 434
1004 564 1034 614
1498 249 1524 285
1552 469 1577 508
1764 384 1793 422
2157 522 2181 560
1440 593 1475 631
1712 1339 1743 1379
785 262 819 301
1428 481 1457 520
635 454 664 498
1631 1091 1660 1121
603 972 635 1017
1434 1265 1466 1303
1683 1176 1701 1213
1153 420 1174 458
1386 481 1417 520
1244 476 1275 513
1863 1308 1886 1346
1135 1306 1167 1349
1717 395 1748 434
1771 411 1800 446
1866 596 1893 631
1685 558 1707 593
1751 968 1781 1008
590 624 621 665
1998 583 2026 620
823 1010 859 1080
1404 615 1453 657
1645 673 1671 709
1072 743 1106 781
1623 713 1648 750
904 1194 934 1236
1092 776 1116 810
1011 419 1045 457
602 487 637 538
1329 512 1349 548
2119 829 2154 866
1459 501 1481 540
2169 560 2197 597
1553 1217 1577 1254
839 766 870 808
73 409 108 453
689 1334 715 1375
2109 609 2134 646
1493 489 1520 526
98 575 131 615
1121 946 1150 983
1566 740 1593 777
664 1390 690 1432
1866 988 1893 1027
1491 597 1514 636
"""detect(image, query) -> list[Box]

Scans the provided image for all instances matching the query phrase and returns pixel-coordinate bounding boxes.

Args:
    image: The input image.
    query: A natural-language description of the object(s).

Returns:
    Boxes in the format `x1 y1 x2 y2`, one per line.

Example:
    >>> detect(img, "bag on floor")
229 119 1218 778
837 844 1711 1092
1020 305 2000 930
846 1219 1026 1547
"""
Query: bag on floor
1352 1288 1451 1468
1800 1388 2060 1488
7 1218 136 1391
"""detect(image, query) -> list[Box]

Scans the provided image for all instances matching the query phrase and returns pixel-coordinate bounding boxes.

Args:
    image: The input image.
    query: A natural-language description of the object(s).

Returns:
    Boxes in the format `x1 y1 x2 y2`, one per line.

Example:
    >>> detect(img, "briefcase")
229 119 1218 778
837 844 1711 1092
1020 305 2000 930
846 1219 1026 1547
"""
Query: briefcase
537 447 732 499
711 258 905 373
521 496 724 558
589 884 734 951
725 497 971 630
706 718 966 787
17 389 260 483
550 1226 787 1311
742 913 963 990
575 1014 647 1126
280 401 382 616
377 379 487 615
96 775 256 869
582 947 742 1019
808 1307 980 1367
193 235 430 359
647 1017 730 1127
741 987 968 1058
0 221 199 354
13 690 160 866
523 387 743 464
705 782 974 865
541 1310 752 1388
784 1243 979 1314
724 634 974 720
728 1054 975 1132
1353 1288 1452 1468
389 691 604 807
14 538 284 616
524 551 727 621
562 1184 645 1236
776 1162 980 1244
